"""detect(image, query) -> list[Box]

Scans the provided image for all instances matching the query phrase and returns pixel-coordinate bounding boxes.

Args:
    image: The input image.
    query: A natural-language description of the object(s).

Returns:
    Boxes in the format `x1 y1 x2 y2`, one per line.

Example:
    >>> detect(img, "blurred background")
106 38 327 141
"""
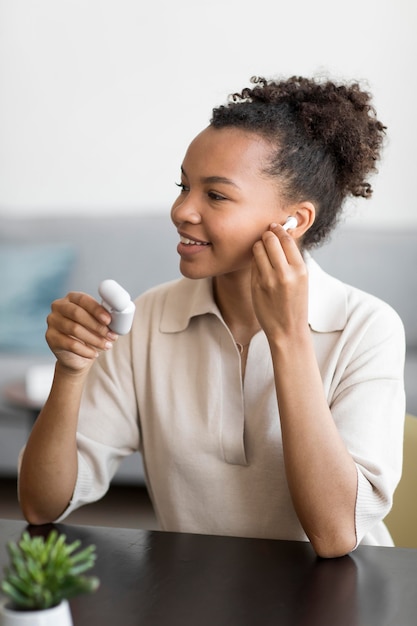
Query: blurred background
0 0 416 226
0 0 416 530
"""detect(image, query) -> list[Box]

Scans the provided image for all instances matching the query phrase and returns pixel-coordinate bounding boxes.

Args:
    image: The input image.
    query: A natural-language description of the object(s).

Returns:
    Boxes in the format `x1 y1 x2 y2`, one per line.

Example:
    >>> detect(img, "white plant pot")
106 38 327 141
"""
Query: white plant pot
0 599 73 626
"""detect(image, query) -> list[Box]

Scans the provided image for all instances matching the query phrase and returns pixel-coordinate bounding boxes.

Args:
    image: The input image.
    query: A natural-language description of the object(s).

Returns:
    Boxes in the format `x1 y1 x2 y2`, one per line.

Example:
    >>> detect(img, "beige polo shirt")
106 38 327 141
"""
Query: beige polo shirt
60 255 406 547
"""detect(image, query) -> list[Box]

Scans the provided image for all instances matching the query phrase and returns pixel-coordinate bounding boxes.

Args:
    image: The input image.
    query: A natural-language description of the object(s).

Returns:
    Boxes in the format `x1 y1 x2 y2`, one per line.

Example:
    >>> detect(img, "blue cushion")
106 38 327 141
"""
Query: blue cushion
0 244 75 353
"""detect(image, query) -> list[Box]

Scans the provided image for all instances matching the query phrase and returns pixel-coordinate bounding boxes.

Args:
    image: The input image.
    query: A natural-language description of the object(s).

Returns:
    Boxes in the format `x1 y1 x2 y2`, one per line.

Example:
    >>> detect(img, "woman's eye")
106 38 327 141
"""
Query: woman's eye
175 182 189 193
208 191 227 201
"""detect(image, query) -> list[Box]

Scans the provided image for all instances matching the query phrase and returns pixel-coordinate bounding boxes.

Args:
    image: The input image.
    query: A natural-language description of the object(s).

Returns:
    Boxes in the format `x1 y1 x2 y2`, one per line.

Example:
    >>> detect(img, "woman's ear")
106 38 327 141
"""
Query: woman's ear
291 202 315 238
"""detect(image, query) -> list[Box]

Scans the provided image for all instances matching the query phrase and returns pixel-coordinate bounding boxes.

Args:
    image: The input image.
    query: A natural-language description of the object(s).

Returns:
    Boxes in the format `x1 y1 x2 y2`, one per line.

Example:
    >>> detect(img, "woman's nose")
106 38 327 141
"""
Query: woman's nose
171 194 202 226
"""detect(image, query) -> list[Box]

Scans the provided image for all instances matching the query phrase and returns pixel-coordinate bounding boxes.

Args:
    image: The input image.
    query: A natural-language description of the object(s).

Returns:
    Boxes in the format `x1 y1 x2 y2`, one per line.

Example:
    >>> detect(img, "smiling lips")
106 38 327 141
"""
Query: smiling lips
179 235 210 246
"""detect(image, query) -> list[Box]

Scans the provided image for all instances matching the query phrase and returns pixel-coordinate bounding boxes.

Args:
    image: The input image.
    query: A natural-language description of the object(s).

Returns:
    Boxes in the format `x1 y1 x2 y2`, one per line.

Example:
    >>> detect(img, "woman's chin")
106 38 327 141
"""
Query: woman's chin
178 259 209 280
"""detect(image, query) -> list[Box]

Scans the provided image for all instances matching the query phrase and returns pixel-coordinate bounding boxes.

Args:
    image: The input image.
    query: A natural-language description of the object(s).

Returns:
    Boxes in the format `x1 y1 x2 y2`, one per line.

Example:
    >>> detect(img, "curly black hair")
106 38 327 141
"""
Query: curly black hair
210 76 386 248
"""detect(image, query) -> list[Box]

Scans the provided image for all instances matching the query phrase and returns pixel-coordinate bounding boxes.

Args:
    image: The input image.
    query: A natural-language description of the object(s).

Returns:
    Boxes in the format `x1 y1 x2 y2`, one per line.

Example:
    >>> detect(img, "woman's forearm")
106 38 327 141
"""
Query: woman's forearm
270 331 358 558
18 363 90 524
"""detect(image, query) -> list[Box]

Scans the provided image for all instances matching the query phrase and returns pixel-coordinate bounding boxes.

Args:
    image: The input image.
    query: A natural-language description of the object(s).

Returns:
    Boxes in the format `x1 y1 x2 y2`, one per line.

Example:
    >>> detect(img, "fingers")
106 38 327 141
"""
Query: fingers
251 224 309 340
46 292 118 359
254 223 303 271
251 222 308 302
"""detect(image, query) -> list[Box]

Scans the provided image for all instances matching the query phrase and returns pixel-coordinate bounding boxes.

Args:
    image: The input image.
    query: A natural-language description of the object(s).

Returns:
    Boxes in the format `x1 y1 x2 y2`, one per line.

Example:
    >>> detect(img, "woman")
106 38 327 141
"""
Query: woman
19 76 405 558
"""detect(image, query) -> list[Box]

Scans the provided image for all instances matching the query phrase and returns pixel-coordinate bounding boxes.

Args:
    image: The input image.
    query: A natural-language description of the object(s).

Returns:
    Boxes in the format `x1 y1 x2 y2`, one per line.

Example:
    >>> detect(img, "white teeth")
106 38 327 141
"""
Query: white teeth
180 236 208 246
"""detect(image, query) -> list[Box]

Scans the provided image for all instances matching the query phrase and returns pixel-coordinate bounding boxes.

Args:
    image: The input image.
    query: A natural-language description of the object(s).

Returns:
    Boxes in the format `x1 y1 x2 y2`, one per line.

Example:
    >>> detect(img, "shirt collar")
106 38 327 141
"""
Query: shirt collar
160 277 220 333
160 254 348 334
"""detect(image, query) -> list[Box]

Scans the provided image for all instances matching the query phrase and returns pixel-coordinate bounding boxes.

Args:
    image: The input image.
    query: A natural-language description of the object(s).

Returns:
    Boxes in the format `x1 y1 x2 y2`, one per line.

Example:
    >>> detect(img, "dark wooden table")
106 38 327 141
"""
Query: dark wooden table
1 518 416 625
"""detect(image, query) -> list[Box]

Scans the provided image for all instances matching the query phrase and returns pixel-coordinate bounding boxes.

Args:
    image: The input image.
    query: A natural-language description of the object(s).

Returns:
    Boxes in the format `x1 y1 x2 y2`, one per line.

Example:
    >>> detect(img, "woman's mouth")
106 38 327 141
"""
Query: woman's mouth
179 235 210 246
177 234 211 257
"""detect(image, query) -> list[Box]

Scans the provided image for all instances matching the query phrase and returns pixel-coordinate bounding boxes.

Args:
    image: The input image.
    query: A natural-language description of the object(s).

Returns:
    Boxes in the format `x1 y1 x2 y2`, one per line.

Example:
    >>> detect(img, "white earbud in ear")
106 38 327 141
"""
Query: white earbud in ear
282 216 298 231
98 279 136 335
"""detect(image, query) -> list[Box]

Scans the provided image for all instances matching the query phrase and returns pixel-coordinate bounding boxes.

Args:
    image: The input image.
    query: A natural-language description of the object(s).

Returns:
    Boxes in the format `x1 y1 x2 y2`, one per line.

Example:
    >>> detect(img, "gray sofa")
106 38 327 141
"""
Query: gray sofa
1 215 416 483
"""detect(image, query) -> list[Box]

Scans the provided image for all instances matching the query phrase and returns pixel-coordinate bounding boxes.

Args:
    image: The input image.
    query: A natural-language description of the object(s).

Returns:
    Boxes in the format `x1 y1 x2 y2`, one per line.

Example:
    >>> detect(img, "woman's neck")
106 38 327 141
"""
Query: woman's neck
213 272 261 346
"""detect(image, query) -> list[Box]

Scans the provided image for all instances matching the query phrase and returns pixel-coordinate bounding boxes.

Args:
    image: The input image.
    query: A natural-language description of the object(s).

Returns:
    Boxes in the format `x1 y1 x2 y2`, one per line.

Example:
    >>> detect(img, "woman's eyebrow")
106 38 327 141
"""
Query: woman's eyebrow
180 167 240 189
201 175 240 188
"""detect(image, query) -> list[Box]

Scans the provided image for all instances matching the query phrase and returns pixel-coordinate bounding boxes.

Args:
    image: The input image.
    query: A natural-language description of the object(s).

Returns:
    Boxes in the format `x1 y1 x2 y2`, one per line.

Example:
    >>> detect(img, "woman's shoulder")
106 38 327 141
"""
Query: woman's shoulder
307 254 405 338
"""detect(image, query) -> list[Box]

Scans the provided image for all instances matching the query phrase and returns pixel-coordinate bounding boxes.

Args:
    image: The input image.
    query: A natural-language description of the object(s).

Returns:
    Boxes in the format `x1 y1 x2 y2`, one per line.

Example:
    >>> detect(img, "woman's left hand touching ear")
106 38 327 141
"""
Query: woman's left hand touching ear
251 223 309 345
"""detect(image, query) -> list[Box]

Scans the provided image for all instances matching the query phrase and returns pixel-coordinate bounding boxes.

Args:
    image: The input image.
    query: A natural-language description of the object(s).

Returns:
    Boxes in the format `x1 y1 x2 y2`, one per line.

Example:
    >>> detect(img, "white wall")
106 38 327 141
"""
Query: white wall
0 0 416 227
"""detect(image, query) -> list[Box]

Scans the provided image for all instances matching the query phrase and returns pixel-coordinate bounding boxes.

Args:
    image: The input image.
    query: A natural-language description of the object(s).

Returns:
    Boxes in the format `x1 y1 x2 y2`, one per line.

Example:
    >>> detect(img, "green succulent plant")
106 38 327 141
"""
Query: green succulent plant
1 530 100 611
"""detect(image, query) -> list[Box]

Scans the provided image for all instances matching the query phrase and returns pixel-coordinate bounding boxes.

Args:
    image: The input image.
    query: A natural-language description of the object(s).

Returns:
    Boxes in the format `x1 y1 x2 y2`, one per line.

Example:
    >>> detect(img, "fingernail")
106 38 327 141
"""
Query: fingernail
270 222 278 229
104 341 113 350
107 331 118 341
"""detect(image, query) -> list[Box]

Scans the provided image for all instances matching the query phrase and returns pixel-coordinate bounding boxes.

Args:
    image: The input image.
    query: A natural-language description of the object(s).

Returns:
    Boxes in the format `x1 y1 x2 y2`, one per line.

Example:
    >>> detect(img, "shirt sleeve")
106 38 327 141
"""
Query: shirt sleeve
329 297 406 547
56 332 140 521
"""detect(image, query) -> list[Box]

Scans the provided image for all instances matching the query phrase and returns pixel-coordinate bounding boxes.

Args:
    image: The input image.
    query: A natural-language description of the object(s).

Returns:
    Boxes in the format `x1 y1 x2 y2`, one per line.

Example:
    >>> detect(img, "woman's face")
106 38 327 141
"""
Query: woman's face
171 125 289 280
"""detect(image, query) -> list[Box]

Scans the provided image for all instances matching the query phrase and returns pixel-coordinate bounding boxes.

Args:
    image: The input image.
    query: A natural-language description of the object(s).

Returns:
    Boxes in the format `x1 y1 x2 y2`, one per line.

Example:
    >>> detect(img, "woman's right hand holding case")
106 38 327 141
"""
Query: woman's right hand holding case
46 292 118 373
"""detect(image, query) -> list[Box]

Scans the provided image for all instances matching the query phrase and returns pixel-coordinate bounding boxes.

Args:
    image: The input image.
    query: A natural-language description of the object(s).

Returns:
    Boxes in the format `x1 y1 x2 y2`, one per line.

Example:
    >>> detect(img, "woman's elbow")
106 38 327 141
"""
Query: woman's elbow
18 487 66 526
310 531 357 559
